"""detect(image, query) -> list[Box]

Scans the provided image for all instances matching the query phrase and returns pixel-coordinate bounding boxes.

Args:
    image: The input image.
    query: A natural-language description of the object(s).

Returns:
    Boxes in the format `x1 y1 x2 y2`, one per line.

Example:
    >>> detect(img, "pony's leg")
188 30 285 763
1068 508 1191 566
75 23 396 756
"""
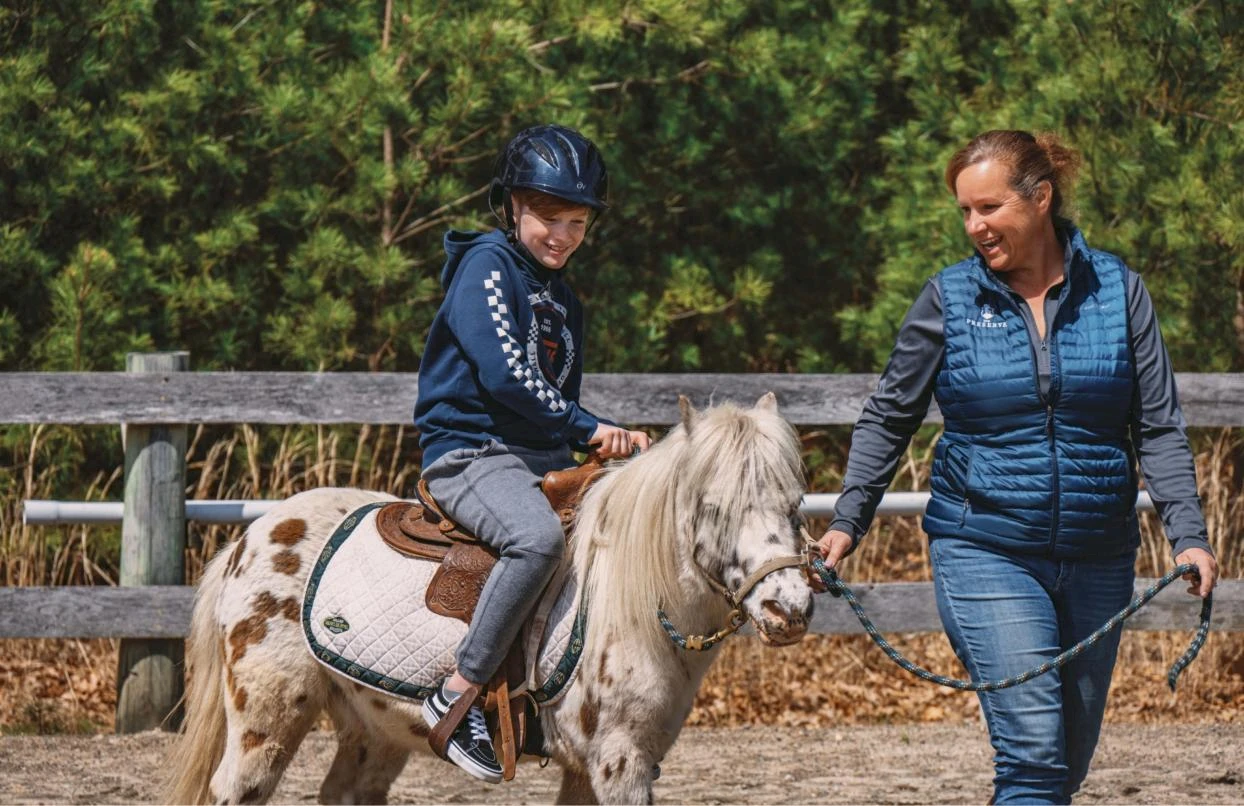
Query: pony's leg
318 734 409 805
318 684 410 805
552 745 653 805
210 710 318 804
582 738 655 806
319 685 365 804
556 768 599 805
209 658 325 803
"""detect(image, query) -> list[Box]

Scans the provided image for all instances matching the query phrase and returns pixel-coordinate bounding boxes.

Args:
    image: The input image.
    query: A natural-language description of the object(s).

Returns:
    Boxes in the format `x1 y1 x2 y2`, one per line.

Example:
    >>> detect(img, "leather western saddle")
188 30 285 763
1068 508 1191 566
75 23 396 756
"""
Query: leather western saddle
373 451 605 780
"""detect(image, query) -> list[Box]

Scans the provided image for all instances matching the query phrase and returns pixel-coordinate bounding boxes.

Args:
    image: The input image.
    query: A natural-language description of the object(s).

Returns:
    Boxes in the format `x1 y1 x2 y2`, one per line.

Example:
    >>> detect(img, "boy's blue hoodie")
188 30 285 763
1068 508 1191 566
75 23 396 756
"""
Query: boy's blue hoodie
414 229 602 467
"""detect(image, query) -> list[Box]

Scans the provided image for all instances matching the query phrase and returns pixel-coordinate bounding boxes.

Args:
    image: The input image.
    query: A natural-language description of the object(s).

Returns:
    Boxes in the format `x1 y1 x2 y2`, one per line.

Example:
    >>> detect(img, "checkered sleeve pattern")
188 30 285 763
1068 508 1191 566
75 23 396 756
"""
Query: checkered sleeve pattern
483 270 570 413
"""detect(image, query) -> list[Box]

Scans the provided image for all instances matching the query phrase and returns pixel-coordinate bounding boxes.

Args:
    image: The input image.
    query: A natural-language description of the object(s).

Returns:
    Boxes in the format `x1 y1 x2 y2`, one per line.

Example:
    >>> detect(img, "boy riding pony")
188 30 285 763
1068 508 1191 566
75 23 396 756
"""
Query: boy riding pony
414 124 649 782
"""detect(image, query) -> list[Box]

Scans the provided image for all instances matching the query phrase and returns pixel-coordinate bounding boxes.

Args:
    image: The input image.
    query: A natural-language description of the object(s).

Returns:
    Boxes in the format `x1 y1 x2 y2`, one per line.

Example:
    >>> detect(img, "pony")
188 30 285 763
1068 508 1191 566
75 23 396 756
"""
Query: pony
166 394 815 804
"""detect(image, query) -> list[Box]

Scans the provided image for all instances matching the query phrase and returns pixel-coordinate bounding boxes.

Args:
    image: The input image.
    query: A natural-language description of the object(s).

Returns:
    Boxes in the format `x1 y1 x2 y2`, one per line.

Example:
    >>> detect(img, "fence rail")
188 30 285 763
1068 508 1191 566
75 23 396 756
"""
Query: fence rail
3 581 1238 640
5 371 1244 425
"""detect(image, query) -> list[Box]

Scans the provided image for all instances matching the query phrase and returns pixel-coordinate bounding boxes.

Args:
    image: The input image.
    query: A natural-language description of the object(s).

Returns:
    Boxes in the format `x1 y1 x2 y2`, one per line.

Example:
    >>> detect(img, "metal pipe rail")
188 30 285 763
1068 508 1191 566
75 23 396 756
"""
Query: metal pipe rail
23 491 1157 525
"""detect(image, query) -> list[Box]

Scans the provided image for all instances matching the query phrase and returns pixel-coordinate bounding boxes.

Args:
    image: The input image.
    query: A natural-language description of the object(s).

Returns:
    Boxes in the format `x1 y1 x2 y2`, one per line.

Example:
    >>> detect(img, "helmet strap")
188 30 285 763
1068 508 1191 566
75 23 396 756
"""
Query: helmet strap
504 199 538 265
489 187 517 237
585 209 603 235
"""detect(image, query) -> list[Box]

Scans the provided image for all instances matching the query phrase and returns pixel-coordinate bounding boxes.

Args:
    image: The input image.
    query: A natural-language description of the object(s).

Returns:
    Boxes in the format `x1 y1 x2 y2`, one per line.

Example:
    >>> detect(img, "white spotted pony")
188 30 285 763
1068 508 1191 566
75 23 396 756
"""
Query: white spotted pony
166 394 814 804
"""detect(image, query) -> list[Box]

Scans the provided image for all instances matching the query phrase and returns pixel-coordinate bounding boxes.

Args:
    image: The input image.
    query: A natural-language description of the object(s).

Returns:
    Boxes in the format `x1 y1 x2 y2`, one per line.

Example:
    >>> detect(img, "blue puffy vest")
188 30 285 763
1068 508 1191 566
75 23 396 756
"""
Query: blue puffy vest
922 229 1140 558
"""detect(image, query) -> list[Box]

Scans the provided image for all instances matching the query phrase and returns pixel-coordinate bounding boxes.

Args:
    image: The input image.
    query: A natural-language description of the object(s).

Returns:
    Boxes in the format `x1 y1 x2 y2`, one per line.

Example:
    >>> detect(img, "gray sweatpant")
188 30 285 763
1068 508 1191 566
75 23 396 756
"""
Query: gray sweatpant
421 440 574 685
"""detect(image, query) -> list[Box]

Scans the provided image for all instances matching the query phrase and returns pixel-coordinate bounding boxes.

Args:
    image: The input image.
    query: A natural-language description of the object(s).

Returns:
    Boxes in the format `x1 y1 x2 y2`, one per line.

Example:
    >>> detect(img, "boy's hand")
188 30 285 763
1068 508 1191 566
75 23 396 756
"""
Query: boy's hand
590 424 649 459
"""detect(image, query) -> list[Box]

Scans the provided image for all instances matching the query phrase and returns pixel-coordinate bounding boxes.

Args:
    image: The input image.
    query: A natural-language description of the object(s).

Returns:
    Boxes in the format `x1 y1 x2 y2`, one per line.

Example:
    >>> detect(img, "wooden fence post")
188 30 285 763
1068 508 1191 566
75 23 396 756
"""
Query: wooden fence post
115 351 189 733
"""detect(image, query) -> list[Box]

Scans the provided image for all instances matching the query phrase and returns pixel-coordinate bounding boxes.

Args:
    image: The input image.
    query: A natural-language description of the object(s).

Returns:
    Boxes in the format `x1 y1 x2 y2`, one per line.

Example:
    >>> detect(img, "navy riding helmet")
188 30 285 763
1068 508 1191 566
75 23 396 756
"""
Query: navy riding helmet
489 124 609 232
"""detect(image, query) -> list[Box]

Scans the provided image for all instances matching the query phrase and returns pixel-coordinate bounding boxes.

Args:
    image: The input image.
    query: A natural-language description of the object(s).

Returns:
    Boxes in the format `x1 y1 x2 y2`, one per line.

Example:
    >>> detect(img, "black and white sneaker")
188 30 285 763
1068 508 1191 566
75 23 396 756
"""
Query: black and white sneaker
422 680 503 784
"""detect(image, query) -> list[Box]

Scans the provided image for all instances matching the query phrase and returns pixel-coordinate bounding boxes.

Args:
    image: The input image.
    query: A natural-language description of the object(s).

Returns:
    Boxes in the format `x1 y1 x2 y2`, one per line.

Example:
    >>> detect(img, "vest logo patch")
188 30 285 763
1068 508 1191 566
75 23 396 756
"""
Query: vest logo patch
967 303 1007 329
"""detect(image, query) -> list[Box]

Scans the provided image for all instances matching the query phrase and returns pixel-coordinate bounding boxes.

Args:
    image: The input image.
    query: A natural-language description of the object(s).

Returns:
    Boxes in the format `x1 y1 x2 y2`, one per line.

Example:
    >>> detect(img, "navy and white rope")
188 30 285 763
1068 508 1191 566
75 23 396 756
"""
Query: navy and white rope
810 557 1212 692
657 608 744 652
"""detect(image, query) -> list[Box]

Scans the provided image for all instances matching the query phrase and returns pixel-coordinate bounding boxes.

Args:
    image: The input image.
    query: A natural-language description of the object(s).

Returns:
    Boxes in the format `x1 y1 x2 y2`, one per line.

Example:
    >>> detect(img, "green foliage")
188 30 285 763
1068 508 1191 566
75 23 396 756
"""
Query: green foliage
1 0 1240 378
841 0 1244 370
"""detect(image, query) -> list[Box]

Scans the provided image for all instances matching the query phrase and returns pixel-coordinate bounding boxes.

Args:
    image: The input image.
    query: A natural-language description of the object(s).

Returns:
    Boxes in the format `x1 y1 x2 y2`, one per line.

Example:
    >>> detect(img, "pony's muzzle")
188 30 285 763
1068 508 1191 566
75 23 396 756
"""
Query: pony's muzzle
752 594 812 646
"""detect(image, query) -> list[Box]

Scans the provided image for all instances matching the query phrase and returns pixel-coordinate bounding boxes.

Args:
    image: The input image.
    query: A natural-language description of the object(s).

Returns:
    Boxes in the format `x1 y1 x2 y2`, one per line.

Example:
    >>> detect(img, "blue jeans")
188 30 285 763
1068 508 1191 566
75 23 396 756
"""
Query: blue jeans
929 536 1136 805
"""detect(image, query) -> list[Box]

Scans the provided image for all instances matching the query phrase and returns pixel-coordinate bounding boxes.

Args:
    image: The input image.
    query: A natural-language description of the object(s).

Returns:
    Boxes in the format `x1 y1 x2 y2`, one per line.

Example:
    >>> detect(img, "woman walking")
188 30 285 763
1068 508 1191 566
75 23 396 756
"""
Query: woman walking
817 130 1218 804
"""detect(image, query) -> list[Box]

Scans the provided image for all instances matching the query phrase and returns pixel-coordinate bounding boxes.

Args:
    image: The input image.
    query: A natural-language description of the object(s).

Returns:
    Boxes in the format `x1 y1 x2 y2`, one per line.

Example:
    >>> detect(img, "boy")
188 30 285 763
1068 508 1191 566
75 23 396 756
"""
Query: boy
414 124 649 782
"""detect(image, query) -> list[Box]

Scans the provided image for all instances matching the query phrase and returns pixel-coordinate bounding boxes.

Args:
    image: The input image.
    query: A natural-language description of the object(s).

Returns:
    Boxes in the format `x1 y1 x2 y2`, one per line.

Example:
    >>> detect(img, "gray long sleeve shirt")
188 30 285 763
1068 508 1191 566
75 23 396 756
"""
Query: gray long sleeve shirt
830 260 1212 559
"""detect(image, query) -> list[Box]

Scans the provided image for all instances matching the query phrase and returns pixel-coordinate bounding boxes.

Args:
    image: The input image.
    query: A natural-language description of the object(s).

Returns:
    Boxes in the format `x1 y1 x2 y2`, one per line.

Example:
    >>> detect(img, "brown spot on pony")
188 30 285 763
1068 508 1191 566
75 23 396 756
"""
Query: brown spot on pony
269 518 307 546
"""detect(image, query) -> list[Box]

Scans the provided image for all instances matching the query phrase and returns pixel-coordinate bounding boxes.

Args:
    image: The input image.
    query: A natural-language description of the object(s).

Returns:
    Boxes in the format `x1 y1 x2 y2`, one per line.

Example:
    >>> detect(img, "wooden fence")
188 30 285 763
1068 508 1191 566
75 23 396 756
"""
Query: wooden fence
3 358 1242 732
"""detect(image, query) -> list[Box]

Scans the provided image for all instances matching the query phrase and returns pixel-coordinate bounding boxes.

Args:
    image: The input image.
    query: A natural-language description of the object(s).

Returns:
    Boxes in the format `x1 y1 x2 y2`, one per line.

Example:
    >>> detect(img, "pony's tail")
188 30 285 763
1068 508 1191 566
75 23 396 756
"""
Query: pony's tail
164 546 231 804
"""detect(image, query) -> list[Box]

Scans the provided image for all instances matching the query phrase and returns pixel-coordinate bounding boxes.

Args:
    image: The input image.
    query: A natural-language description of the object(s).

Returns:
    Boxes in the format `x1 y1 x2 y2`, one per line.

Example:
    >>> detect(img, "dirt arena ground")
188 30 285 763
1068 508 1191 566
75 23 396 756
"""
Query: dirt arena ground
2 722 1241 804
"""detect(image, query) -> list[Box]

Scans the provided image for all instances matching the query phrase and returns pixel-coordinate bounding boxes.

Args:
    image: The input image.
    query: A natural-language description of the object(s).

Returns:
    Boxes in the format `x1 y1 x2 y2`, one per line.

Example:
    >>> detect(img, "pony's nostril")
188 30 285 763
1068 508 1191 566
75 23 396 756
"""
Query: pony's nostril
762 600 787 620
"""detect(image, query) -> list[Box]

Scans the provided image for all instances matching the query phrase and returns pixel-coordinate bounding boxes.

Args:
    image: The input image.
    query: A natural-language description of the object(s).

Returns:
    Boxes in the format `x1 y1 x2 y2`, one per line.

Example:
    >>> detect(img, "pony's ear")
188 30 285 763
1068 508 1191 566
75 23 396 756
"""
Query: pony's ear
755 391 779 412
679 395 698 433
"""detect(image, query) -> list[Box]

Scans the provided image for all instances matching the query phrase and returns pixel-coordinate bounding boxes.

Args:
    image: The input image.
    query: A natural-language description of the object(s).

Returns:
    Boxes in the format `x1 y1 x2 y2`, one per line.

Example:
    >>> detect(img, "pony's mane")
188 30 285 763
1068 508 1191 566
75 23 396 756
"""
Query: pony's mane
571 400 804 648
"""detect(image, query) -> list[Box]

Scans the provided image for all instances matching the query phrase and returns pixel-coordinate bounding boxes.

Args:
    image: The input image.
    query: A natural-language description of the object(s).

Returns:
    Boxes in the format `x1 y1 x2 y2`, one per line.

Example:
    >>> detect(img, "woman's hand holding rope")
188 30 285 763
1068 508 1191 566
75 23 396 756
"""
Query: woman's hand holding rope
1175 547 1218 598
810 529 854 592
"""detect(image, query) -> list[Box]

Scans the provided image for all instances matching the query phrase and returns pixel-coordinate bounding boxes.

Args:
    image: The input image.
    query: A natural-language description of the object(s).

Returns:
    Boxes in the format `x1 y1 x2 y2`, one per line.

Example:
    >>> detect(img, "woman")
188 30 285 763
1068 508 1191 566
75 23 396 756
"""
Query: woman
817 130 1217 804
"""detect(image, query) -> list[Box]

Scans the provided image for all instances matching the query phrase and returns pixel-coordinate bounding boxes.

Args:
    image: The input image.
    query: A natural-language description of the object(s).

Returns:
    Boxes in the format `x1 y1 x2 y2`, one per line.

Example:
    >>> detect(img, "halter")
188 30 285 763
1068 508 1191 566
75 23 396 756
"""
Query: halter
658 532 815 652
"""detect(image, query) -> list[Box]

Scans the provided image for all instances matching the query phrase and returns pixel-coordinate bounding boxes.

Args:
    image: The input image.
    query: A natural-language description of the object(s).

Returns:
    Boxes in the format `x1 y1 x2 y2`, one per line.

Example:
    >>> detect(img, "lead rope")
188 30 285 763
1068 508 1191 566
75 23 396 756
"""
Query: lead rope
811 557 1213 692
657 608 746 652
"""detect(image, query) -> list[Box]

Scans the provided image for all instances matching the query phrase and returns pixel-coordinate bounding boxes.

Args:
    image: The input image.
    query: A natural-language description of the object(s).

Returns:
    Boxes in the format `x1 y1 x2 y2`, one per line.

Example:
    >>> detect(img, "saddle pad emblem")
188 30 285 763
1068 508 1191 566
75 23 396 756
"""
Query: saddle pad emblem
323 615 350 634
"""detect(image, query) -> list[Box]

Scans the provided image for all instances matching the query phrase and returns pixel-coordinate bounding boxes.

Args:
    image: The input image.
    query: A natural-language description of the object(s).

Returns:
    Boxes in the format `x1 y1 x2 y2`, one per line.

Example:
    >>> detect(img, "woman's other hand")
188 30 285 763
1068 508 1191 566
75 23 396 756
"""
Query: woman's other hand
1174 547 1218 598
807 529 854 591
816 529 855 570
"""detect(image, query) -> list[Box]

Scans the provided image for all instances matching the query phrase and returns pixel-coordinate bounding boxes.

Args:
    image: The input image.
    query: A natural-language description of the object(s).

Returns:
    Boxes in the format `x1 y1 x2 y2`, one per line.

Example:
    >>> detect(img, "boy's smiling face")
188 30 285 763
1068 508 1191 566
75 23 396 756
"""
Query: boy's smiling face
512 191 590 270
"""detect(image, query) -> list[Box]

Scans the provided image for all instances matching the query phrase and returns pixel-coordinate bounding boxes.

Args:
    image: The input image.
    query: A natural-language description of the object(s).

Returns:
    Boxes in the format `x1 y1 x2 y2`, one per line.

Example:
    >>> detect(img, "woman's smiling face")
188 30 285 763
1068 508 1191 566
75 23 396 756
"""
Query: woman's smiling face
954 159 1051 273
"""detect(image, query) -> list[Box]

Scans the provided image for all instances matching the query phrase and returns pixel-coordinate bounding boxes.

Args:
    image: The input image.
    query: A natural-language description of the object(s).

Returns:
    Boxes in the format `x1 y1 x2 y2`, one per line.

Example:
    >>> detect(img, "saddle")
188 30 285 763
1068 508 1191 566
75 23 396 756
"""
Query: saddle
373 451 606 780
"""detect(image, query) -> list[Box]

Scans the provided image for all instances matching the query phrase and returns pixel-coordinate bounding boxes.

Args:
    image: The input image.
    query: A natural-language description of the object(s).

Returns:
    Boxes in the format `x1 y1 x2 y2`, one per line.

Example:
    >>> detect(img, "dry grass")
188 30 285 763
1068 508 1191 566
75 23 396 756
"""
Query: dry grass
1 425 122 589
178 423 419 582
0 424 1240 734
691 631 1244 728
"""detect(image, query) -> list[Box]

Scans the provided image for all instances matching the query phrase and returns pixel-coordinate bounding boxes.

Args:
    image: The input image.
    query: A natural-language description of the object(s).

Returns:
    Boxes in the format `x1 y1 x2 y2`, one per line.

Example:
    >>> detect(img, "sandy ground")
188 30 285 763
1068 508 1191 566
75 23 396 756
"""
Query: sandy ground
1 723 1242 804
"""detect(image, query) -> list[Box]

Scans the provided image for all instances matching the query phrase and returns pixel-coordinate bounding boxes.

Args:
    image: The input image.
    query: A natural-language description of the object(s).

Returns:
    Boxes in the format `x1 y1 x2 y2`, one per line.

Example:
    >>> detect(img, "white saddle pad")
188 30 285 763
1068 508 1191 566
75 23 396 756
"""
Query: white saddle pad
302 502 584 705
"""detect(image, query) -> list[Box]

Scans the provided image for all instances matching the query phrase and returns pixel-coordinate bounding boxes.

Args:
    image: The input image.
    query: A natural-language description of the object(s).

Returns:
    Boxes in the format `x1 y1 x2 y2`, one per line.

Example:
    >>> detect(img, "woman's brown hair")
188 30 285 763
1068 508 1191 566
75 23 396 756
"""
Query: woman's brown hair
944 130 1083 225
